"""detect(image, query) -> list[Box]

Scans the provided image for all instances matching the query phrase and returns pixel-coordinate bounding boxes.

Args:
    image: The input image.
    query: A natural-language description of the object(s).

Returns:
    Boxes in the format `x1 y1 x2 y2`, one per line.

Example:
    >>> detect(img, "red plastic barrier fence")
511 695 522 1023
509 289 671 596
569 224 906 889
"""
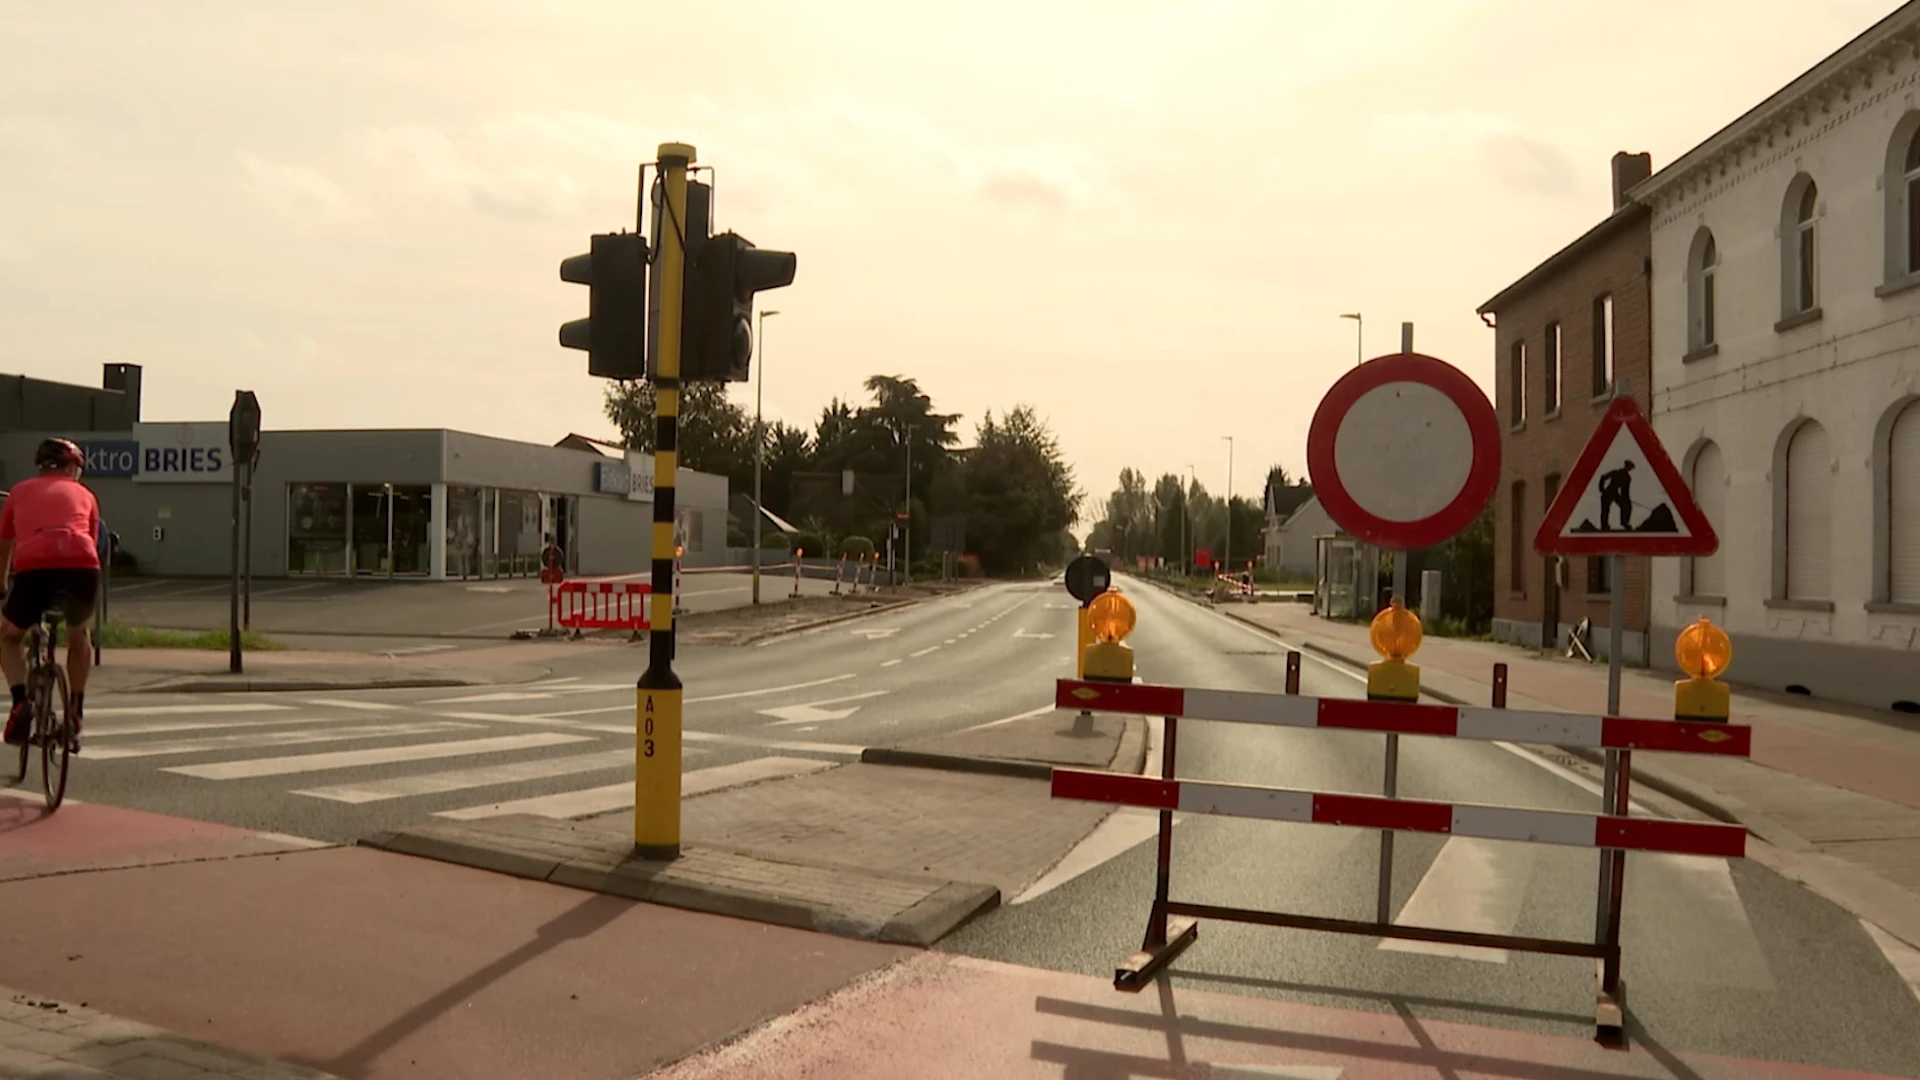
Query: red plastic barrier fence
553 581 651 636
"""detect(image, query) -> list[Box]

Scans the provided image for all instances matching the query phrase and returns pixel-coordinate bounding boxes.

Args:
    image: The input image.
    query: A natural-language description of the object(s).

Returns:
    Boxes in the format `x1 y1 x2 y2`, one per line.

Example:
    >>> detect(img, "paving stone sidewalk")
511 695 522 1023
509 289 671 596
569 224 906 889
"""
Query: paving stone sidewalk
363 710 1146 947
0 987 342 1079
1211 595 1920 950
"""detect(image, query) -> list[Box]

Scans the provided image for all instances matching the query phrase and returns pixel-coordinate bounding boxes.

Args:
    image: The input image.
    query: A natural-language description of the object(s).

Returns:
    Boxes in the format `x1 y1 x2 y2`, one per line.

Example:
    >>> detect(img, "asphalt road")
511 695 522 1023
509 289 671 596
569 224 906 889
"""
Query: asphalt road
25 580 1077 845
32 572 1920 1076
942 578 1920 1077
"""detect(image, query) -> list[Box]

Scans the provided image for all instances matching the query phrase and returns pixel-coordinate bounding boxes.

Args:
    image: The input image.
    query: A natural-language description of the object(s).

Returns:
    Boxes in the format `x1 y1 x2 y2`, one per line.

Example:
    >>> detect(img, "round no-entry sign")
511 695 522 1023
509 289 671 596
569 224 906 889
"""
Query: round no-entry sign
1306 352 1500 551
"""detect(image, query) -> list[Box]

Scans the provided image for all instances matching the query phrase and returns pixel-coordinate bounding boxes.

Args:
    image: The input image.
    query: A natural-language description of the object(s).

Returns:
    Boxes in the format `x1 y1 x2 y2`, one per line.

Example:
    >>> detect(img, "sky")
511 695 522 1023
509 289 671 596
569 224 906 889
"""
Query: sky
1 0 1906 526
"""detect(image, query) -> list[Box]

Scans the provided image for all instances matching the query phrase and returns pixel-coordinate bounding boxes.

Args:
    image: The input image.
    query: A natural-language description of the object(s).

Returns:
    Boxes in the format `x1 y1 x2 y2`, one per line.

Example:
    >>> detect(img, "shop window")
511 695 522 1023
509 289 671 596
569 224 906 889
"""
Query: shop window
288 483 349 575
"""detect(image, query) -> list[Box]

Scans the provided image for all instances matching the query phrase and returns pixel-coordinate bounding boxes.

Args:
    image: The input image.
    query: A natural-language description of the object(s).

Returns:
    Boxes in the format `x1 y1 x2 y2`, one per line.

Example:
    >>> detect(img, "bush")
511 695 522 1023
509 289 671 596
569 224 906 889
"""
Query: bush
790 533 827 559
726 528 751 548
840 535 874 559
957 553 983 578
760 533 791 550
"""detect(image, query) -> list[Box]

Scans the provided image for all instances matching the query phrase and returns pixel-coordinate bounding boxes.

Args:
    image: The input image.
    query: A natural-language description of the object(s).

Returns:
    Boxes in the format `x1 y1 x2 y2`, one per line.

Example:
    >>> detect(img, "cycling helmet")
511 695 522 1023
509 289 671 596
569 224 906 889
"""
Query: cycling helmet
34 437 84 471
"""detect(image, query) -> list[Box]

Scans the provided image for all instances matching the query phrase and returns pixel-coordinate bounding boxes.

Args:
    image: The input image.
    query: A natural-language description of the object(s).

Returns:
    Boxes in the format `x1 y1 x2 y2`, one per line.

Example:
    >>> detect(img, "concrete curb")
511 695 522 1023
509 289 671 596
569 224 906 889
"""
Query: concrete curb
356 828 1000 948
734 598 922 646
857 747 1053 781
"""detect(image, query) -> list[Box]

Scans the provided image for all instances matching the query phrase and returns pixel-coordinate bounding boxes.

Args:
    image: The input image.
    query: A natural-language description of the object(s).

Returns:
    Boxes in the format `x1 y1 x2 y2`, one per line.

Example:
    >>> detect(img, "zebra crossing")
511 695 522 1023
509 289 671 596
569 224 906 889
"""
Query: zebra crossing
70 688 864 828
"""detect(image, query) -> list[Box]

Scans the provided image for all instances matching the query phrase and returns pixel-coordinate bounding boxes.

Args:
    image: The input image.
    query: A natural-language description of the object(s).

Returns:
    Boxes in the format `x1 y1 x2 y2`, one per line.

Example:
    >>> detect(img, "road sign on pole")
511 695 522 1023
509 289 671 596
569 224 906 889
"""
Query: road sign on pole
1306 352 1501 551
1534 396 1718 557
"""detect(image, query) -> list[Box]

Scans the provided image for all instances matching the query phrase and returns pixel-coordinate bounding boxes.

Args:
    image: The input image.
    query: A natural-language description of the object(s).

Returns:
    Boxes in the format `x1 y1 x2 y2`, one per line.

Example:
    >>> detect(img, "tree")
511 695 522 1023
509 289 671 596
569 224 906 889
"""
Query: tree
603 380 754 487
761 422 811 518
956 405 1082 575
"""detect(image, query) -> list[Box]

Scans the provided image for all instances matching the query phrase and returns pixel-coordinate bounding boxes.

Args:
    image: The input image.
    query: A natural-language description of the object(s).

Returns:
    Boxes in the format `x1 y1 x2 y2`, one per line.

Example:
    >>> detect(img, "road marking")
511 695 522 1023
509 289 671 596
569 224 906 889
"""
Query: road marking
1642 853 1773 989
687 674 857 704
760 690 889 726
163 732 593 780
83 716 318 739
1013 629 1055 639
1863 920 1920 1007
294 747 646 803
384 644 459 657
683 731 862 757
1013 807 1171 904
84 721 480 760
83 703 293 718
910 646 939 657
422 683 634 705
850 627 899 640
301 699 402 711
1207 1067 1344 1080
436 756 836 820
1380 837 1535 963
959 705 1057 732
881 659 902 667
944 638 957 645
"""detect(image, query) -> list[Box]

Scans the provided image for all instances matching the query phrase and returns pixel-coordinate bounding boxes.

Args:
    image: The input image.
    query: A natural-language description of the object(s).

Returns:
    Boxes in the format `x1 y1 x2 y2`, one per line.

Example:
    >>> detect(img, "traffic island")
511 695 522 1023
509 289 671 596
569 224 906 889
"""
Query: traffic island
360 814 997 947
862 709 1146 778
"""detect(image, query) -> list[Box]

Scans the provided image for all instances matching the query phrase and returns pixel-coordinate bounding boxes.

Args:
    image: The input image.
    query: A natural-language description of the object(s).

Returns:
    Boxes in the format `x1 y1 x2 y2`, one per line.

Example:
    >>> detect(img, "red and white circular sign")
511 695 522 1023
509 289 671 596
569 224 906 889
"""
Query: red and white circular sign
1306 352 1500 551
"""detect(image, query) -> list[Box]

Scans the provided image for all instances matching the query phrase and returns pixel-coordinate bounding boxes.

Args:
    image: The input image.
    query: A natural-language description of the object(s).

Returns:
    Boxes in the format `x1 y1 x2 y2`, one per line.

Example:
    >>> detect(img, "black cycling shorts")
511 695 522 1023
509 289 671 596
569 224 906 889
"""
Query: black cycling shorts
3 568 100 630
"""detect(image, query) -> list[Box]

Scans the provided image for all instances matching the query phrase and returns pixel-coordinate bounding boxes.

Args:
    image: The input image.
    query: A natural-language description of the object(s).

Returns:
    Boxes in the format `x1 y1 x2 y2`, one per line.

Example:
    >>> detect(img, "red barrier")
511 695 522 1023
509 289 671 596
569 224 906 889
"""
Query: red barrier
553 581 651 639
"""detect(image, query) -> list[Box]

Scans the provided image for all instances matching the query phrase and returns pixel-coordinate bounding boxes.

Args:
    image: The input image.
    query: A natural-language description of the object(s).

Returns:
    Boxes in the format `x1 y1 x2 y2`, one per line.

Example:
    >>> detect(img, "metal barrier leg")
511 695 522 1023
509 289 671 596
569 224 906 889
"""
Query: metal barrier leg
1596 747 1631 1043
1377 733 1400 924
1115 714 1197 991
1285 651 1300 695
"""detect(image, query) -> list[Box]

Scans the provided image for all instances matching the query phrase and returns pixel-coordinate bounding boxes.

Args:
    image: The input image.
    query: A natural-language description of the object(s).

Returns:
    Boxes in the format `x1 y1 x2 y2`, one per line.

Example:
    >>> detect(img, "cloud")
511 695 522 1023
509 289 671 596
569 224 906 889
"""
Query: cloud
1367 111 1580 197
235 152 362 225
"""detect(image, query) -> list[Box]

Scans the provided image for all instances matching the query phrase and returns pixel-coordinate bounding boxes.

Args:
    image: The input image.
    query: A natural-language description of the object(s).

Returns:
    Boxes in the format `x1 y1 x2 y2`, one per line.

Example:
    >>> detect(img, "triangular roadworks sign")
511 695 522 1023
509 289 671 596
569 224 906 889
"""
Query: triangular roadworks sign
1534 396 1718 557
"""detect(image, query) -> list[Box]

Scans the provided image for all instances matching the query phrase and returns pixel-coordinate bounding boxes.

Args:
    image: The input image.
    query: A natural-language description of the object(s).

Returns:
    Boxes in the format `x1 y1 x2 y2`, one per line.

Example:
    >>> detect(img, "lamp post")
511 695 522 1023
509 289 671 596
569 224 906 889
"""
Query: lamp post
1221 436 1235 578
1340 312 1362 366
1184 464 1195 574
751 309 780 604
903 422 916 586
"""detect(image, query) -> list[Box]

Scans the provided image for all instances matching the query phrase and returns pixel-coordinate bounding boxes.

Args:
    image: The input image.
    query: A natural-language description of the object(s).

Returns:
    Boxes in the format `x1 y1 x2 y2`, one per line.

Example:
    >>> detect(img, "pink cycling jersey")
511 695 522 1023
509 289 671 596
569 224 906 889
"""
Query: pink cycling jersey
0 475 101 571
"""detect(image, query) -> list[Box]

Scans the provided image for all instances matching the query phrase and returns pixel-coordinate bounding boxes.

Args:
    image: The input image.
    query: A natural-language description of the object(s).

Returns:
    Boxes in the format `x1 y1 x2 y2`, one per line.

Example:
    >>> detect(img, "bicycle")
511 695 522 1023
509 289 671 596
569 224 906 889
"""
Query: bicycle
11 607 75 810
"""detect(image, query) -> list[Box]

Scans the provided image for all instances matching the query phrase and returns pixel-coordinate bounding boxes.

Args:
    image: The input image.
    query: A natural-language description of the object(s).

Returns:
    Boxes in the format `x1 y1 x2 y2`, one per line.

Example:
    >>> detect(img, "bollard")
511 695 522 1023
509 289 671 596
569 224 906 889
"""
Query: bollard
792 548 804 598
832 555 846 596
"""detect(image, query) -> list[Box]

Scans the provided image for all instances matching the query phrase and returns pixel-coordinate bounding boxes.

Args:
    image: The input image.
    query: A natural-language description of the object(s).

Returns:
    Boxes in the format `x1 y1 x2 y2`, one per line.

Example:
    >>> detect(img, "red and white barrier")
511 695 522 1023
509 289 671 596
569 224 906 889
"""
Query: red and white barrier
553 580 652 638
1051 770 1745 857
1057 679 1751 757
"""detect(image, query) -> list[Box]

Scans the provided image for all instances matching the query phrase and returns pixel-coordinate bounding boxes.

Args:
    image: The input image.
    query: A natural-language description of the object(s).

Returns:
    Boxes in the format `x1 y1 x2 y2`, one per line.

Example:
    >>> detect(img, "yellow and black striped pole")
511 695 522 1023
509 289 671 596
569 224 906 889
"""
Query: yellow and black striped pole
635 142 694 861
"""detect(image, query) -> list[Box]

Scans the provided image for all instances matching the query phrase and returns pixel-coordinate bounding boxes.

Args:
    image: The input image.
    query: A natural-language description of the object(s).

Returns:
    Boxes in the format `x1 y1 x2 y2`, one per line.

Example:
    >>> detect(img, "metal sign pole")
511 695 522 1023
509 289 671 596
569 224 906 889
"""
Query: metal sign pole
1596 552 1628 985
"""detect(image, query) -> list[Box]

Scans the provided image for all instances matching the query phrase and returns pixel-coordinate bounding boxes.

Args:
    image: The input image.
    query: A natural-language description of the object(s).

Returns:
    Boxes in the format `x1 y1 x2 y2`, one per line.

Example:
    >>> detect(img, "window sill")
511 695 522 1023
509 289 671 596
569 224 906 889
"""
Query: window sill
1508 421 1526 434
1774 307 1823 333
1674 594 1727 607
1682 343 1719 364
1589 386 1615 405
1875 272 1920 298
1763 597 1834 612
1866 600 1920 615
1508 591 1527 601
1543 408 1563 423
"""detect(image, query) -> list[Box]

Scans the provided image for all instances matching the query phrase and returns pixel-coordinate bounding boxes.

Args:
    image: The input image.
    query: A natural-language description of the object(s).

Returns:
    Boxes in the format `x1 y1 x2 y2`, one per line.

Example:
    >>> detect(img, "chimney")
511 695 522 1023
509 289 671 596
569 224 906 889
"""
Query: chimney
1611 152 1652 211
101 362 143 427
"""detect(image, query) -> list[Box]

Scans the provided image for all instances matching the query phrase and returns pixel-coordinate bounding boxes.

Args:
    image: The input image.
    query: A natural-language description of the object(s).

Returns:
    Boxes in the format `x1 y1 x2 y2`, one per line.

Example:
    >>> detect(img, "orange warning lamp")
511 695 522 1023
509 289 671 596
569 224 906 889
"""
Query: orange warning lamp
1082 590 1137 682
1673 617 1732 722
1366 598 1422 702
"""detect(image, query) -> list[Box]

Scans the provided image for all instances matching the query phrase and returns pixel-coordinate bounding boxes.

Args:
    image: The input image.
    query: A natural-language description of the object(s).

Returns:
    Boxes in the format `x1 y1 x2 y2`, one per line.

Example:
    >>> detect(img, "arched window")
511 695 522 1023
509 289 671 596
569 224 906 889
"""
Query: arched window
1905 131 1920 276
1880 115 1920 282
1784 420 1832 601
1689 442 1727 596
1782 178 1818 316
1688 229 1717 353
1891 401 1920 603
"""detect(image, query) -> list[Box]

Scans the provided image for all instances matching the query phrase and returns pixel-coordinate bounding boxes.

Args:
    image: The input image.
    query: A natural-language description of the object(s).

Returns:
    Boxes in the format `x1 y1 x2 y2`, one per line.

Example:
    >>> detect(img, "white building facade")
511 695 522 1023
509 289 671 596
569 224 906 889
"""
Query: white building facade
1637 3 1920 711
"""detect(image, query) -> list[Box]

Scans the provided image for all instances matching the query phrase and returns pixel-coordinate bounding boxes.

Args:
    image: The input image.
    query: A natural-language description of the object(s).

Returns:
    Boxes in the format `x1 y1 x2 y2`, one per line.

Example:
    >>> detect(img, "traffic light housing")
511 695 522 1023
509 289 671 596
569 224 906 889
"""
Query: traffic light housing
559 231 648 380
681 231 796 382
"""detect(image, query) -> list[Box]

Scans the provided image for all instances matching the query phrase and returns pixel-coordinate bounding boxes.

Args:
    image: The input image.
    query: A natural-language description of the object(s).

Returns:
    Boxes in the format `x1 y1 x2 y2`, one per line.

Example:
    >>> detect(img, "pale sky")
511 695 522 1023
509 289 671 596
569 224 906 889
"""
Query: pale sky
1 0 1902 523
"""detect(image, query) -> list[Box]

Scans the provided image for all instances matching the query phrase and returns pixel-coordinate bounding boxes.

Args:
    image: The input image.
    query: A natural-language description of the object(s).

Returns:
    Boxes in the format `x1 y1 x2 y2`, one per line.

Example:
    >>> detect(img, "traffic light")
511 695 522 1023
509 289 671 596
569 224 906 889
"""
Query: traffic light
559 231 648 379
681 231 796 382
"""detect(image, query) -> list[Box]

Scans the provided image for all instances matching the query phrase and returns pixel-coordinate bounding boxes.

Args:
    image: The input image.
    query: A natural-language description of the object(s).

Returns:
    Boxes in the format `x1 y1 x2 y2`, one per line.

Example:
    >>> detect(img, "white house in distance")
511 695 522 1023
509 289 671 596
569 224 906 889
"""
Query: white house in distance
1636 2 1920 711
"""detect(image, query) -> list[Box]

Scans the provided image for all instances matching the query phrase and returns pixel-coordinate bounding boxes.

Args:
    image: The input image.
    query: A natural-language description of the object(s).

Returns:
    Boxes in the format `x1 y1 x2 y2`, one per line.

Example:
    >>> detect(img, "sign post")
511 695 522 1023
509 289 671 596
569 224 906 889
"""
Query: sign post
1533 390 1718 1034
226 391 262 674
1306 348 1500 927
1063 554 1113 735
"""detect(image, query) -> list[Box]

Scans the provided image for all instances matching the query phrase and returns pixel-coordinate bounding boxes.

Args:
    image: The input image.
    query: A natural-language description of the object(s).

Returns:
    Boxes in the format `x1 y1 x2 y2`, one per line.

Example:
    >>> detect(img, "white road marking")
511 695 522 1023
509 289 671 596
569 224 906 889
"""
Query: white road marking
687 674 857 704
910 647 939 658
683 731 862 757
1207 1066 1344 1080
295 747 649 803
1634 853 1773 989
1014 807 1171 904
943 638 957 645
164 732 593 781
83 716 317 739
1013 630 1055 639
959 705 1057 732
84 721 479 761
301 699 402 711
1380 837 1535 963
881 659 902 667
383 644 459 657
760 691 890 726
83 703 293 718
435 756 837 820
1863 920 1920 1007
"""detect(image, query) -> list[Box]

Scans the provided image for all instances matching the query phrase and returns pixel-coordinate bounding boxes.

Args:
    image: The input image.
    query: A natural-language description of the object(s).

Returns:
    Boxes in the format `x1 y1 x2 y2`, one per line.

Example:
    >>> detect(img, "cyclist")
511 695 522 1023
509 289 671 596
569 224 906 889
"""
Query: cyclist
0 438 101 749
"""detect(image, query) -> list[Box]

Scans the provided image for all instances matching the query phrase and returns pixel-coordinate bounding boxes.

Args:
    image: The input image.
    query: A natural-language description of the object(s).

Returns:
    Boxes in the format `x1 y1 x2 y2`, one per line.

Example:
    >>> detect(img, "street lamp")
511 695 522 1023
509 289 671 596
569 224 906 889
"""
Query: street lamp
751 308 780 604
1340 312 1362 366
1184 464 1195 574
1221 436 1234 578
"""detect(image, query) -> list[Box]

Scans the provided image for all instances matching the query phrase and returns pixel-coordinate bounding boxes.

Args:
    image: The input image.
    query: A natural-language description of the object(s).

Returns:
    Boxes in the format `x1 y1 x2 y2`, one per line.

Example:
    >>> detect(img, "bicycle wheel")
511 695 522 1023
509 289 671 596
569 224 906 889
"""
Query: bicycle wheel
39 665 70 810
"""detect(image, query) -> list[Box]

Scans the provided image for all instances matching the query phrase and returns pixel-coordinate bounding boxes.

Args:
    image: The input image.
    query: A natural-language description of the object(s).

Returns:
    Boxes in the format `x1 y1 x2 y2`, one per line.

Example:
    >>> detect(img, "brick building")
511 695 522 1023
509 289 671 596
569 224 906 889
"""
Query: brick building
1477 153 1655 661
